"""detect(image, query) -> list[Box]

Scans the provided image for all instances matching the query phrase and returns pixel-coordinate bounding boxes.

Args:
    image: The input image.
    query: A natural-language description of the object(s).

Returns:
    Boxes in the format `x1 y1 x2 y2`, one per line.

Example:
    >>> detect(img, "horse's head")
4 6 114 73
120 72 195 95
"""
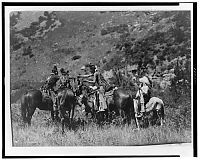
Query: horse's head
76 84 89 96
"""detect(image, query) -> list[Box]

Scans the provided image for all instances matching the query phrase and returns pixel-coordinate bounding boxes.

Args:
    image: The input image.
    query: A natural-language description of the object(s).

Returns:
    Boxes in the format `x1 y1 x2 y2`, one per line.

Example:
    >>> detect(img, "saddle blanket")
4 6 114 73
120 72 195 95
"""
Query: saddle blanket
134 97 164 113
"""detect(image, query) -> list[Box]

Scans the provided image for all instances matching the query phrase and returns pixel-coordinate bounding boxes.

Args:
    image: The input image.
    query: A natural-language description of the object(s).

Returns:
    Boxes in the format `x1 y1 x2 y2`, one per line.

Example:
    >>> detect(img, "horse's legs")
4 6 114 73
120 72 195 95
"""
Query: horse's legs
134 113 140 130
161 106 165 126
96 111 104 126
156 104 164 126
54 97 60 121
51 110 54 121
159 107 164 126
96 112 100 125
61 117 65 134
21 102 27 123
160 116 164 126
119 109 126 125
59 106 66 133
125 111 131 125
69 105 75 130
105 109 109 123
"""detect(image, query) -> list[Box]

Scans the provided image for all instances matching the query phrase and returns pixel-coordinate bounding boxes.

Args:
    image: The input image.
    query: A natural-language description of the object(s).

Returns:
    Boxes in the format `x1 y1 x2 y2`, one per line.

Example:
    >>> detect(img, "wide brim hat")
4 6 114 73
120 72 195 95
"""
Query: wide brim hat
60 68 68 74
61 71 68 75
81 66 86 70
139 76 150 85
53 65 57 69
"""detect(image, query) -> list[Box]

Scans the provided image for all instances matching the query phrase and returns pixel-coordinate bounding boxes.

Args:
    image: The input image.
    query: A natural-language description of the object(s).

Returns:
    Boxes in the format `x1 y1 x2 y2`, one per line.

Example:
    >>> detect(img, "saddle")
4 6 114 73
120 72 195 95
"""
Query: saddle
145 97 164 112
134 97 164 114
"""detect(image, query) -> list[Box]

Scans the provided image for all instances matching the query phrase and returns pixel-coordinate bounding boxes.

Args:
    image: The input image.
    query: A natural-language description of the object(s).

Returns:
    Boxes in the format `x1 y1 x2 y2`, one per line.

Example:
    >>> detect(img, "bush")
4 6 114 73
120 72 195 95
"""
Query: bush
152 88 191 130
101 29 108 36
72 55 81 61
170 59 191 100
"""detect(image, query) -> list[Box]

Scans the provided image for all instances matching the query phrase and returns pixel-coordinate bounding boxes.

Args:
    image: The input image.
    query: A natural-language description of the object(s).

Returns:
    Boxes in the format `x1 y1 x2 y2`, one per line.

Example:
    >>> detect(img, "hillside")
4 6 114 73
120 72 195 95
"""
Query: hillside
10 11 191 99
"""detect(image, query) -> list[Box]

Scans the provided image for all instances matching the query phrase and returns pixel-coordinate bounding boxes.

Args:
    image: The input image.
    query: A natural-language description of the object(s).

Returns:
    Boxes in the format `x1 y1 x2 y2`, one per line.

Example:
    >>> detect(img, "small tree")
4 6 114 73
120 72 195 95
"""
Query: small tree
170 58 191 101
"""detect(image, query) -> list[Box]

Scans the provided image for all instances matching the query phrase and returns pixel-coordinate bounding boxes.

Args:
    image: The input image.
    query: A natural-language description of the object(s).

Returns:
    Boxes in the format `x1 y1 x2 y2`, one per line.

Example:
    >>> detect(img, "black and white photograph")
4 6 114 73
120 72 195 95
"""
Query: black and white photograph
3 2 197 157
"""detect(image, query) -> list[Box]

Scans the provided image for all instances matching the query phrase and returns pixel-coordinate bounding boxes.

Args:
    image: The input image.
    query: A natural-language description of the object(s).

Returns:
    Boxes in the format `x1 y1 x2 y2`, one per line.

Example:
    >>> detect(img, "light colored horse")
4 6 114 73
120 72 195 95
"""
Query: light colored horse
133 97 165 129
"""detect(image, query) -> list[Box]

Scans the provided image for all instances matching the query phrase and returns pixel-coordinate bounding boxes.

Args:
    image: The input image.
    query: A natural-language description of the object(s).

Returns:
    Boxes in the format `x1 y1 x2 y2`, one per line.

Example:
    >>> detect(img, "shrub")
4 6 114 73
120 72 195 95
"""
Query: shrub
72 55 81 60
101 29 108 36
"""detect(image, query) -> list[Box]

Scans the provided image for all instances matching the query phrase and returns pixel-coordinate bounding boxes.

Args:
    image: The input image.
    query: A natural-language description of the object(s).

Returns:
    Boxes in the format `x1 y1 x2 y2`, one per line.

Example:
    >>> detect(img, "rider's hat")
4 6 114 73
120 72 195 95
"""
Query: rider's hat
52 64 58 74
139 76 150 85
95 65 98 72
81 66 86 70
60 68 68 75
53 64 57 69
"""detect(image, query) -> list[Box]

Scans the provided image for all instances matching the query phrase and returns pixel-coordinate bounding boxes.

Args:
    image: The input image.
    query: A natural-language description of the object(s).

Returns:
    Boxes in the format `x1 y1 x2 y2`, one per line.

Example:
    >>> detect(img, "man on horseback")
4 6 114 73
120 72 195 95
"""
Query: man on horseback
135 72 152 117
44 65 60 118
46 64 59 95
59 68 76 91
78 63 108 112
59 68 69 88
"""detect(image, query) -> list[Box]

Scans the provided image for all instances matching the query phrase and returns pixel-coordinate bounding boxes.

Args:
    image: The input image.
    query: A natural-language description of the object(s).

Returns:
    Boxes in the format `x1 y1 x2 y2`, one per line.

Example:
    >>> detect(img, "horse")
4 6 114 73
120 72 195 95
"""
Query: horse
21 89 54 125
75 82 112 125
56 87 76 133
75 82 138 126
133 97 165 129
108 88 137 126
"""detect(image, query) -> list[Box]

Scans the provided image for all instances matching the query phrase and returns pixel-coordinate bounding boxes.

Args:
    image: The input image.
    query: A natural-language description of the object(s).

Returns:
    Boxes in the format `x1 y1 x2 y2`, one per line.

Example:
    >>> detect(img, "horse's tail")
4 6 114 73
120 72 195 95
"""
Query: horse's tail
160 102 165 120
21 95 28 123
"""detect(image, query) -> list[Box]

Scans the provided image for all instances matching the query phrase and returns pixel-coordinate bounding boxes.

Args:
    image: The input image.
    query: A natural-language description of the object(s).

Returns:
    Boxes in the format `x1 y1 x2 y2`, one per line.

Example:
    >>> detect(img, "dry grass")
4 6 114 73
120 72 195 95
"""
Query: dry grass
11 102 191 147
12 121 191 147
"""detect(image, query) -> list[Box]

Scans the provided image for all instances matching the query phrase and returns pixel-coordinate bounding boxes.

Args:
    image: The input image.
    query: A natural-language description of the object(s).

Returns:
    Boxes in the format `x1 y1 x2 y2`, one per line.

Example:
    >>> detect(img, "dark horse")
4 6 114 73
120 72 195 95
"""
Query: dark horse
21 89 54 125
107 88 137 126
57 88 76 133
77 85 137 126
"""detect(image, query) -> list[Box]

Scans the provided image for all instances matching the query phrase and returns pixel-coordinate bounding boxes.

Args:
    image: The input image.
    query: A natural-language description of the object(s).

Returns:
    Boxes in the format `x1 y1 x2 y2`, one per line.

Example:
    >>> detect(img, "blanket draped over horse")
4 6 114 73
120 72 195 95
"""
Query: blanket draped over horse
133 97 165 128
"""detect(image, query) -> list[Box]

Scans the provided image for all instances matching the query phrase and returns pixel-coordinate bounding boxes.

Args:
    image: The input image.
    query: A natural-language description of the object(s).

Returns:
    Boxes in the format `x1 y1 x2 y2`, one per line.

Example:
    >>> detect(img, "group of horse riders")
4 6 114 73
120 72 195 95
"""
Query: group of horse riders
42 63 152 118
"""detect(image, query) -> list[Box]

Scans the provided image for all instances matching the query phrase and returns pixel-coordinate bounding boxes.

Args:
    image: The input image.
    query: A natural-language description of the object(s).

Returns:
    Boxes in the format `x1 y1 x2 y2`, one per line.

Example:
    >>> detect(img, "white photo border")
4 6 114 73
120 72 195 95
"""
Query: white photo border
3 2 196 157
